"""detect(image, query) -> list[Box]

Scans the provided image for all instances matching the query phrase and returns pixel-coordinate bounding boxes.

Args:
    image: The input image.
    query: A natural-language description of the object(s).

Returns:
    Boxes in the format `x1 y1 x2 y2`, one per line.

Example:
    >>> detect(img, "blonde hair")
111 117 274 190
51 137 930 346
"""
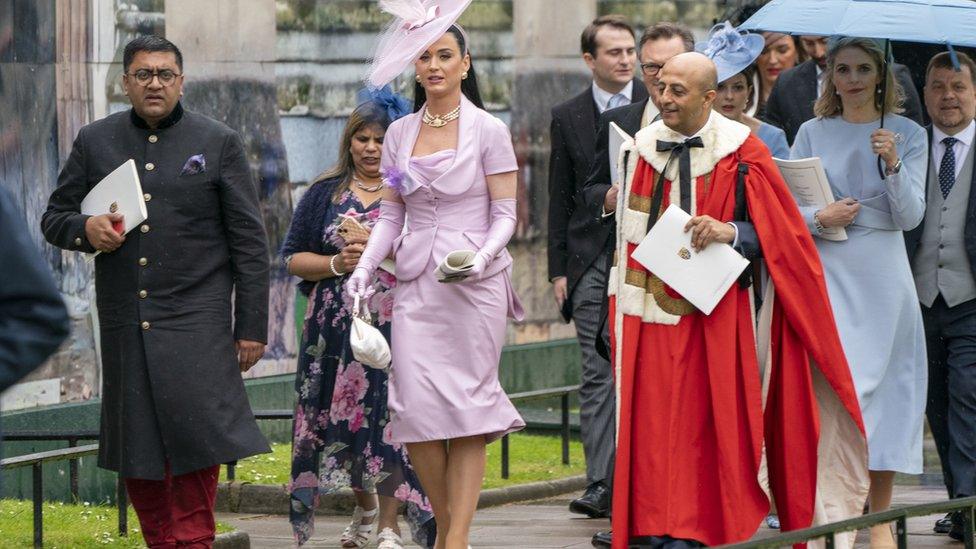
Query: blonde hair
814 37 904 119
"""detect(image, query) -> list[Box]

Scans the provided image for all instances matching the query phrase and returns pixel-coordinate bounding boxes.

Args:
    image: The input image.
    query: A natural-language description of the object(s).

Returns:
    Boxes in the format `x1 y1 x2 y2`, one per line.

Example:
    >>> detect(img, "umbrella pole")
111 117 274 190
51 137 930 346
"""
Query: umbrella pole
877 39 891 180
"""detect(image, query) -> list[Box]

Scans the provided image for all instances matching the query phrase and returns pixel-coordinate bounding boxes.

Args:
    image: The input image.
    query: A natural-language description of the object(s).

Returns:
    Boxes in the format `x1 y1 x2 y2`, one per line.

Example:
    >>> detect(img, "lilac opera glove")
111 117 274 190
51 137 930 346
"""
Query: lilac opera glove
346 200 405 298
469 198 517 277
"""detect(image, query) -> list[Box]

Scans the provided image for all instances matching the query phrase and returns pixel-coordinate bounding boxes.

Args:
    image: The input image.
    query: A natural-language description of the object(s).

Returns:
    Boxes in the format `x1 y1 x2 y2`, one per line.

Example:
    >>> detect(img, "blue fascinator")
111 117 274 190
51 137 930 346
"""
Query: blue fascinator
695 21 765 84
357 85 413 123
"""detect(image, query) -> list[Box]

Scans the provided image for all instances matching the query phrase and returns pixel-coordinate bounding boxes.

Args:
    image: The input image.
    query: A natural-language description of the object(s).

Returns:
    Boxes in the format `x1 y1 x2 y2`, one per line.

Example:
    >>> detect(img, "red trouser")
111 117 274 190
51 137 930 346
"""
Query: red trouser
124 462 220 549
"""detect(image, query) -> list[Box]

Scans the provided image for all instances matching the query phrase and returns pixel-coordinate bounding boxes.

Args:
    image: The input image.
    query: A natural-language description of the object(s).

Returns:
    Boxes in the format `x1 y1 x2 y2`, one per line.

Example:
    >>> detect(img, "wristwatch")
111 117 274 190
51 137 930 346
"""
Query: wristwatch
885 158 903 176
813 210 825 235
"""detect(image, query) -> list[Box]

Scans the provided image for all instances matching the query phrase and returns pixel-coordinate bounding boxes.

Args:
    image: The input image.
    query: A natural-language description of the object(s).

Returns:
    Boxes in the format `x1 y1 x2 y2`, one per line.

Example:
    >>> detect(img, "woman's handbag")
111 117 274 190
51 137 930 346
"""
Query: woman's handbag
349 295 392 369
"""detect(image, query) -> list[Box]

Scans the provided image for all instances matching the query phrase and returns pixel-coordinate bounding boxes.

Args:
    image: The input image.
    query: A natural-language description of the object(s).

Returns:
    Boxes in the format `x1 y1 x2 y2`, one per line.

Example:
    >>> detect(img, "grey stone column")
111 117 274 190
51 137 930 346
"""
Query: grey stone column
507 1 595 334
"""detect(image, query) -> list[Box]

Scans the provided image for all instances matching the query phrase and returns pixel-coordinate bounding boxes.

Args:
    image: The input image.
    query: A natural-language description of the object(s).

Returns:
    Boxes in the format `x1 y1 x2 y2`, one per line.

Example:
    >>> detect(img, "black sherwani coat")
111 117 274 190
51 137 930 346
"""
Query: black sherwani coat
41 104 271 479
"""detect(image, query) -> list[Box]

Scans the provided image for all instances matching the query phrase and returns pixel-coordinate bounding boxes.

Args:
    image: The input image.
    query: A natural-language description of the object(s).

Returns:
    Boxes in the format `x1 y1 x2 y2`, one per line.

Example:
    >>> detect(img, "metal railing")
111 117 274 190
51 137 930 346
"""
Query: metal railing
717 496 976 549
226 384 582 481
2 384 581 547
0 443 128 548
3 430 99 502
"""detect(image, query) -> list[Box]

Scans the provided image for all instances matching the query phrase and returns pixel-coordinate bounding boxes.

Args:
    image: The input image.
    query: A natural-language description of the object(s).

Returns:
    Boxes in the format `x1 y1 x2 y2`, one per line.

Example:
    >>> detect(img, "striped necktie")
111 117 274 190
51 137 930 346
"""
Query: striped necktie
940 136 959 199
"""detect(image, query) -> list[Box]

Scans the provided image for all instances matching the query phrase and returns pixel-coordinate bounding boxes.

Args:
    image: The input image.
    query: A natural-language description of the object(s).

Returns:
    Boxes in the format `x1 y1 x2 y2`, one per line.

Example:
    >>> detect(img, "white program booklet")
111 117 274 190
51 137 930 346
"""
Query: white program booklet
81 159 148 259
609 121 633 186
774 156 847 241
631 204 749 315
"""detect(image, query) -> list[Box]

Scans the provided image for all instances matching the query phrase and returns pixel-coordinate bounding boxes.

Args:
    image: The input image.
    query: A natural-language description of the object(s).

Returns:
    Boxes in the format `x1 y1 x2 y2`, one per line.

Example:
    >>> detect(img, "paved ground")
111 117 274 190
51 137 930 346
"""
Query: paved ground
216 483 966 548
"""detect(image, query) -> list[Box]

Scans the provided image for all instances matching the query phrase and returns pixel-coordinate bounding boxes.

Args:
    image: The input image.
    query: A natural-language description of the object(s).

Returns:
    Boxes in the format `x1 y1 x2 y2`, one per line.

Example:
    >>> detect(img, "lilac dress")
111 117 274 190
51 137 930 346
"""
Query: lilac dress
382 97 526 443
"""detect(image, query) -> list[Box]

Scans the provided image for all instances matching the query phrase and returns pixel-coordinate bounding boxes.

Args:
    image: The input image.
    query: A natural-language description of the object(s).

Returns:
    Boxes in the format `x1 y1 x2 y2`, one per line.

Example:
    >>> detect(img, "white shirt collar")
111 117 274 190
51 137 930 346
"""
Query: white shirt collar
934 119 976 149
592 80 634 113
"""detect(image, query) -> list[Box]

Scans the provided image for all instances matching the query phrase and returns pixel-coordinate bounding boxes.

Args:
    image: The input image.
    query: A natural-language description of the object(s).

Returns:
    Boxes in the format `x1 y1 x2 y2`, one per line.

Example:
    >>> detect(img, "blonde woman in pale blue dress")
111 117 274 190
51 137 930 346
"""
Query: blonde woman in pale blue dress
790 37 927 548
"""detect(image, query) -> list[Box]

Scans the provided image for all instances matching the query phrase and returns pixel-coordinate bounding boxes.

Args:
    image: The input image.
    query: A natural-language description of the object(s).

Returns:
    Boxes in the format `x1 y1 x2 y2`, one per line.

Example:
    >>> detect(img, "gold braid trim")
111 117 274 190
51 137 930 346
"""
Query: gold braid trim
624 268 697 316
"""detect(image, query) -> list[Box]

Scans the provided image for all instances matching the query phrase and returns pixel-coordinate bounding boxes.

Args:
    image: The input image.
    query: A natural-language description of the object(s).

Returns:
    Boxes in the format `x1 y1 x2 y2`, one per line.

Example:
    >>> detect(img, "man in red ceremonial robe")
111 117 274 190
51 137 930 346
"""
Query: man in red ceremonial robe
603 53 870 548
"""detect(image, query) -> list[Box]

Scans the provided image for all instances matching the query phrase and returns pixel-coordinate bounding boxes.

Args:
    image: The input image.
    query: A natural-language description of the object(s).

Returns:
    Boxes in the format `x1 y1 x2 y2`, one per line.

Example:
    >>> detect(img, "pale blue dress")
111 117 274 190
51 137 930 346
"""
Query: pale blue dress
791 114 928 473
757 122 790 159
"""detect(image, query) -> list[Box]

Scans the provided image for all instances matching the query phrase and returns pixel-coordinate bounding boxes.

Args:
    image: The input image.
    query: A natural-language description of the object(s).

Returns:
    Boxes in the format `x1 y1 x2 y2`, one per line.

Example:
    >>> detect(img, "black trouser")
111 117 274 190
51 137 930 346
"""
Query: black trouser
923 295 976 498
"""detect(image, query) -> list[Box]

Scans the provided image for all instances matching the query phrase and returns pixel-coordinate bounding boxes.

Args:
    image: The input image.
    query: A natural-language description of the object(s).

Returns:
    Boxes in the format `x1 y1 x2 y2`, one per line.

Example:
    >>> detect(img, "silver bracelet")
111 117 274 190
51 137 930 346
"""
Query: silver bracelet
329 254 345 277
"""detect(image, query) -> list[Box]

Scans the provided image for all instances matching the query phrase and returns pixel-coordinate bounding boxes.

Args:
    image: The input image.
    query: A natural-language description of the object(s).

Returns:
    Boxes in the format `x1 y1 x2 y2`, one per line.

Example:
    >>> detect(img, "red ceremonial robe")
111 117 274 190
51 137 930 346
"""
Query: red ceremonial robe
608 114 866 548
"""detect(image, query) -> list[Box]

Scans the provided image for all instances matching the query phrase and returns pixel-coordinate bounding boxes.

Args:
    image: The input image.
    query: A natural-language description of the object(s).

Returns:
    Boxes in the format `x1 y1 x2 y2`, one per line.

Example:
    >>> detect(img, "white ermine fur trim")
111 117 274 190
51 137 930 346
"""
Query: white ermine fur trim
634 111 750 183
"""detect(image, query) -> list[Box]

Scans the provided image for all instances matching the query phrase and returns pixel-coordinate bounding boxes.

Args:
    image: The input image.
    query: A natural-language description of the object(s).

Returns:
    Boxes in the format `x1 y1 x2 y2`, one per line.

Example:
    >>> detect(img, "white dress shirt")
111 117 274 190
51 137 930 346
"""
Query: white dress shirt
933 120 976 180
592 80 634 114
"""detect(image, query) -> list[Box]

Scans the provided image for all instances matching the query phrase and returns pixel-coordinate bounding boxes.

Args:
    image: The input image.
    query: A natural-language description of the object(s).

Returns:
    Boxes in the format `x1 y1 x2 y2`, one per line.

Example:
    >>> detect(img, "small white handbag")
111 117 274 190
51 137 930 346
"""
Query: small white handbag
349 295 392 370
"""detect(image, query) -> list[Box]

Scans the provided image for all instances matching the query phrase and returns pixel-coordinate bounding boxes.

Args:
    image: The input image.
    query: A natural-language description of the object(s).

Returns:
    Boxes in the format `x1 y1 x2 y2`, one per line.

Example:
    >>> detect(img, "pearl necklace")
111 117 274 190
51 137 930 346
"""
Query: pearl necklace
353 178 384 192
422 104 461 128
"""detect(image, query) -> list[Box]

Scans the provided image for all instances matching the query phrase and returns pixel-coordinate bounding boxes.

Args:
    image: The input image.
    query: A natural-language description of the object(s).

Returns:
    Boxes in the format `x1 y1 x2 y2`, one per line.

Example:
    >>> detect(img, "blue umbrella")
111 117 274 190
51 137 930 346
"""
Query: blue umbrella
739 0 976 49
738 0 976 176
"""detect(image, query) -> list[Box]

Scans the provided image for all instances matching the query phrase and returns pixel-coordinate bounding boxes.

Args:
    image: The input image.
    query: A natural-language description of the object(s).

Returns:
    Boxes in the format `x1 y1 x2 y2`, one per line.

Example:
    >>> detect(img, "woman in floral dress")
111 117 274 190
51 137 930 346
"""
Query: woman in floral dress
281 100 434 549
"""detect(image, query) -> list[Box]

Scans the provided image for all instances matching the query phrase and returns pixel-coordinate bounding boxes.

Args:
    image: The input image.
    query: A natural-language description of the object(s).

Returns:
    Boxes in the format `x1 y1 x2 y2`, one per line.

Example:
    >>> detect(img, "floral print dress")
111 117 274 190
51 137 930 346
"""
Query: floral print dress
281 179 434 547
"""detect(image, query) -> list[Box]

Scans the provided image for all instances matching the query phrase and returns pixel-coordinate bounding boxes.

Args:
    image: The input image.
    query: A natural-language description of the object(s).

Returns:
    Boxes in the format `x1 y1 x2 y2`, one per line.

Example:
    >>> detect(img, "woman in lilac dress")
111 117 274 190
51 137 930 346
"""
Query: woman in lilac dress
349 17 525 549
282 101 434 549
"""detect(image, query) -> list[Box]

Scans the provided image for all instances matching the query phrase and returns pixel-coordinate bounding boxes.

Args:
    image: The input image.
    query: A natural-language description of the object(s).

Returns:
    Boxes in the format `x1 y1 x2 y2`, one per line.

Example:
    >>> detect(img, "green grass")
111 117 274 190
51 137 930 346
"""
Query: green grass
0 500 232 548
220 433 585 489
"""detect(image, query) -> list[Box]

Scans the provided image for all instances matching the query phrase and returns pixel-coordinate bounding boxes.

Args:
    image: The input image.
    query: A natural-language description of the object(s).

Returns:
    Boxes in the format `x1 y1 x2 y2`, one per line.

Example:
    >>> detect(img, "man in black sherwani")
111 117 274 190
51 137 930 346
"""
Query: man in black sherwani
41 35 270 548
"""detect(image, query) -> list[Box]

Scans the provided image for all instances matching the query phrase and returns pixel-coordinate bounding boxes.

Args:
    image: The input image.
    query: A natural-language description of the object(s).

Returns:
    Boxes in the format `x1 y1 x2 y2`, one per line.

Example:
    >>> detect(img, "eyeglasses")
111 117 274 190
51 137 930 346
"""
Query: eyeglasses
126 69 182 87
640 62 664 77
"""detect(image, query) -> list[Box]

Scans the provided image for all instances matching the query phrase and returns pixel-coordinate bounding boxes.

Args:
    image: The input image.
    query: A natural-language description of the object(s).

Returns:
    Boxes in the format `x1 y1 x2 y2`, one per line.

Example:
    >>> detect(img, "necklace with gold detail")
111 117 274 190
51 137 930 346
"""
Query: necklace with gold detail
422 104 461 128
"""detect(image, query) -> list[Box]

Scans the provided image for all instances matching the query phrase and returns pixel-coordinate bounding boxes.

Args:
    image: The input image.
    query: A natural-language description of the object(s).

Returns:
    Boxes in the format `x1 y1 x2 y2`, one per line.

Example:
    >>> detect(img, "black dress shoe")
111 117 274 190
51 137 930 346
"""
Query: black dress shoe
949 511 969 542
592 530 612 548
570 481 611 518
935 512 954 534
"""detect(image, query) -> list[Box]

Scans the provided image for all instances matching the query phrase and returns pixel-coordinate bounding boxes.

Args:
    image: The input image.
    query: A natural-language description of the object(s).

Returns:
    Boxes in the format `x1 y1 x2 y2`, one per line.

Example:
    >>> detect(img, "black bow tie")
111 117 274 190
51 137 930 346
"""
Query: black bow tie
656 136 704 153
653 137 704 217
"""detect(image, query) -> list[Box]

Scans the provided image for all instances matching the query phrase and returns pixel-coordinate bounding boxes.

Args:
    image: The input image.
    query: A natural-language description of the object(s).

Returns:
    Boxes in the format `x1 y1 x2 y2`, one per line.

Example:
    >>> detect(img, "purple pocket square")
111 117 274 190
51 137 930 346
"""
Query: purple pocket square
180 154 206 176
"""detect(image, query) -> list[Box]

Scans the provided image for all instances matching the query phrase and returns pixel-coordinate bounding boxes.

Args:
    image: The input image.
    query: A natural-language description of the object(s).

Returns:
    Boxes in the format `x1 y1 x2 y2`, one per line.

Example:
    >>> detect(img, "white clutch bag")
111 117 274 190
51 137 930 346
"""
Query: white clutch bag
435 249 477 283
349 296 391 370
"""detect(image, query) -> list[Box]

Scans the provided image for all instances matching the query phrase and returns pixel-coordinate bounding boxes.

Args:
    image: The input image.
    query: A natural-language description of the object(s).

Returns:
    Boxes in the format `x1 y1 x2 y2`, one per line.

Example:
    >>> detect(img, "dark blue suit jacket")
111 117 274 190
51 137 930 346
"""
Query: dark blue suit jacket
0 185 69 392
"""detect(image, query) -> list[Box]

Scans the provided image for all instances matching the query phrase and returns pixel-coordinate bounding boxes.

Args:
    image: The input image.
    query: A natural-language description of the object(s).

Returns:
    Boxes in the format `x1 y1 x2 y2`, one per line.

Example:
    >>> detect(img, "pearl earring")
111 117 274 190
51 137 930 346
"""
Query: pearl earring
415 75 421 82
462 72 468 80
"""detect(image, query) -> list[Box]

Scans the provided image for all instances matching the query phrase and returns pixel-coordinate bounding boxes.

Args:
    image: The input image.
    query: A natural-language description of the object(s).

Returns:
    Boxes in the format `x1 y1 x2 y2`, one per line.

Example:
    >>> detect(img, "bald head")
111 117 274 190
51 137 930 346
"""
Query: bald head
664 52 718 92
656 52 719 136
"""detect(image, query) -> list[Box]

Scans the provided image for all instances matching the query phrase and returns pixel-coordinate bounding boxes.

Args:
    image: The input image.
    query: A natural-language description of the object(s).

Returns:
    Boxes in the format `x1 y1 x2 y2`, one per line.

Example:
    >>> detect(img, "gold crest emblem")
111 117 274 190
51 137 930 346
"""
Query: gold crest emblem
678 247 691 260
109 201 119 213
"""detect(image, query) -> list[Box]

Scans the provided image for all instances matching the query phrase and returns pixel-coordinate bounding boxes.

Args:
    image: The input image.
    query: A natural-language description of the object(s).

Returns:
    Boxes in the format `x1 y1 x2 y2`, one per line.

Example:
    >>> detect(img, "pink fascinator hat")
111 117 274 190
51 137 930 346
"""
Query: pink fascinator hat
366 0 473 88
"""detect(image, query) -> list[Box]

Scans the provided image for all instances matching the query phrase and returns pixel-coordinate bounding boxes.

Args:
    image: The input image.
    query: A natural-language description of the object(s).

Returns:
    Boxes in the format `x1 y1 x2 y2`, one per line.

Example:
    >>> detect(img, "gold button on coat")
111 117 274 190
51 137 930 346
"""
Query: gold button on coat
148 135 158 143
145 163 155 171
143 193 152 202
139 257 148 266
141 321 150 330
140 225 150 233
139 290 148 299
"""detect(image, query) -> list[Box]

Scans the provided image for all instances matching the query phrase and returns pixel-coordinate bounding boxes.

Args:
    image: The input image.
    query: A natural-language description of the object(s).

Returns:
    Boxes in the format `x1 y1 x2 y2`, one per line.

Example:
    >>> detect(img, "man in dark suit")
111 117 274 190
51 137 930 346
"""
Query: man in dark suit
548 14 645 519
765 35 924 144
41 35 270 548
906 51 976 542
